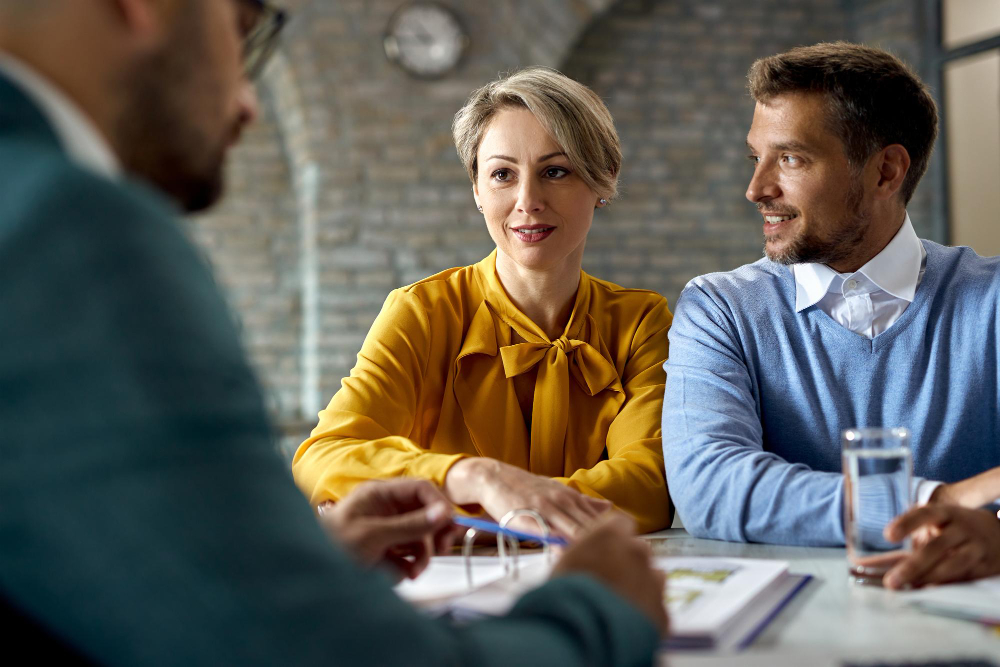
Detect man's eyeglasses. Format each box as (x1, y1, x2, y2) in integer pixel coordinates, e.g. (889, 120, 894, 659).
(239, 0, 288, 81)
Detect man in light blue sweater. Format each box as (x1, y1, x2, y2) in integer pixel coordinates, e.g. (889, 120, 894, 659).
(663, 42, 1000, 560)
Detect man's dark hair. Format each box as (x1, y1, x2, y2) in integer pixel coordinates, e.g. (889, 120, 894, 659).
(748, 41, 938, 205)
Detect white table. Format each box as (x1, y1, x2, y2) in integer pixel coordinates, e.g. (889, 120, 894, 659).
(646, 529, 1000, 666)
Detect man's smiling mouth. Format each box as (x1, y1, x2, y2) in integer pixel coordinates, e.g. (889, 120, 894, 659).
(765, 214, 798, 225)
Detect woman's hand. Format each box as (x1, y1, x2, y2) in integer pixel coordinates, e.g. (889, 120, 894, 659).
(882, 505, 1000, 589)
(443, 458, 613, 539)
(318, 479, 462, 581)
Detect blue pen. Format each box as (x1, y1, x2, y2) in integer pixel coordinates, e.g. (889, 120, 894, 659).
(452, 515, 569, 546)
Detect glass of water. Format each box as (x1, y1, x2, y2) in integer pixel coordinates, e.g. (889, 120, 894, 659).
(842, 427, 913, 585)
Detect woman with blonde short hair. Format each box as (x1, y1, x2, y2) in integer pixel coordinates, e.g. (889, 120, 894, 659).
(293, 67, 672, 536)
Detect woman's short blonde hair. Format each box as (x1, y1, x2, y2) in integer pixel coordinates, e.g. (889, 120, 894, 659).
(452, 67, 622, 201)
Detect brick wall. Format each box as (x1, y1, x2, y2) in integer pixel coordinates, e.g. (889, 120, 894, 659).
(850, 0, 945, 242)
(191, 0, 941, 457)
(564, 0, 849, 305)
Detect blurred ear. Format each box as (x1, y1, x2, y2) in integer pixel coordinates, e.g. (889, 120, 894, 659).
(472, 185, 481, 210)
(871, 143, 911, 202)
(109, 0, 154, 30)
(108, 0, 173, 44)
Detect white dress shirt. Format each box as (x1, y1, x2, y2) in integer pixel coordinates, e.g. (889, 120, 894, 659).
(0, 53, 120, 179)
(791, 214, 943, 504)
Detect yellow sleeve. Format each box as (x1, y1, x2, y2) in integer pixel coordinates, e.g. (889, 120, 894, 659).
(556, 297, 673, 533)
(292, 289, 466, 505)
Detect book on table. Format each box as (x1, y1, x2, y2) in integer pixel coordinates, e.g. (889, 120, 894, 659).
(395, 554, 811, 651)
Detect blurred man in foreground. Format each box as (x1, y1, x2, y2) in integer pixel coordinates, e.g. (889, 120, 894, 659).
(0, 1, 666, 663)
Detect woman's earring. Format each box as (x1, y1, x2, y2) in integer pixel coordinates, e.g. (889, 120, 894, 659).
(477, 205, 483, 212)
(598, 198, 608, 206)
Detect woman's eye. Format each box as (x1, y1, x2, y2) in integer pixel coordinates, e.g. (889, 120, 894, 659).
(544, 166, 569, 178)
(492, 169, 512, 182)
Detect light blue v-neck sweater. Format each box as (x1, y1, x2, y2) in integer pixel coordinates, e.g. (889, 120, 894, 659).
(663, 240, 1000, 546)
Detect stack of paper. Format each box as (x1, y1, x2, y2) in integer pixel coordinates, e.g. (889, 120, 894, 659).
(395, 553, 550, 610)
(394, 554, 809, 650)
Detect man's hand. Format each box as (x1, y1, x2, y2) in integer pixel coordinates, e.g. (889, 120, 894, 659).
(930, 466, 1000, 509)
(553, 512, 669, 637)
(882, 505, 1000, 589)
(443, 458, 612, 539)
(318, 479, 461, 581)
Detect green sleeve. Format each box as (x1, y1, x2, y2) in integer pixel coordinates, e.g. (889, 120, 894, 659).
(0, 161, 657, 666)
(451, 575, 660, 666)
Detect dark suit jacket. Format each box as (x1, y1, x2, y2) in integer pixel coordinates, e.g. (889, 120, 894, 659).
(0, 70, 658, 665)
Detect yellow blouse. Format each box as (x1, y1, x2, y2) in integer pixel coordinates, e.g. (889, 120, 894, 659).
(292, 251, 673, 533)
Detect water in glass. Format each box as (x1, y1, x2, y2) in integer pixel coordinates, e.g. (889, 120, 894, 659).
(842, 427, 913, 585)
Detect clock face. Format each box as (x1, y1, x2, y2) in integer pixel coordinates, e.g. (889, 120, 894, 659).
(384, 2, 468, 78)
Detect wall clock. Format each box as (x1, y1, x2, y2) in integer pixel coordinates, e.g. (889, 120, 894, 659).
(384, 2, 469, 79)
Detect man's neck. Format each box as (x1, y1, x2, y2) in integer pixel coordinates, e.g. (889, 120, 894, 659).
(827, 206, 906, 274)
(0, 51, 121, 178)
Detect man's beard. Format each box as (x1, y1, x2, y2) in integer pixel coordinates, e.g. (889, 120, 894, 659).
(111, 5, 230, 213)
(763, 177, 869, 266)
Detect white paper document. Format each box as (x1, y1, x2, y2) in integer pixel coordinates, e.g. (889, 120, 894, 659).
(394, 552, 808, 650)
(898, 574, 1000, 623)
(395, 553, 552, 609)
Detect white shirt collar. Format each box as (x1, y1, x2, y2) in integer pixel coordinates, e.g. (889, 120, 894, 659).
(792, 261, 839, 313)
(792, 213, 924, 312)
(0, 53, 120, 179)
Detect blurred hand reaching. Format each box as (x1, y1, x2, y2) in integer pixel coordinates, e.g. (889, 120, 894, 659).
(553, 512, 669, 637)
(318, 479, 462, 581)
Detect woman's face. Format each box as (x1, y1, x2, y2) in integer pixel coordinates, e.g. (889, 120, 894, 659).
(474, 108, 604, 274)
